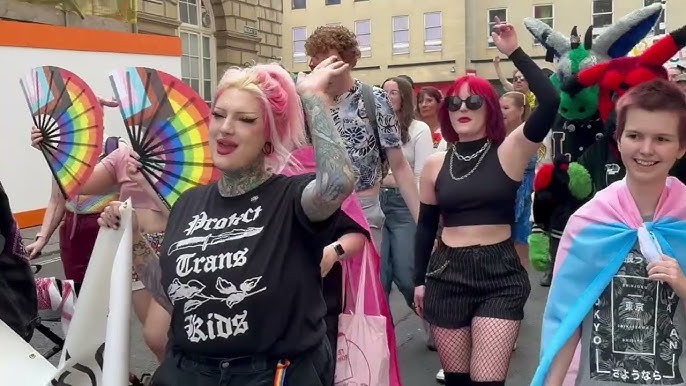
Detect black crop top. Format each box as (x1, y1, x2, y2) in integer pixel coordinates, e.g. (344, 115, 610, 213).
(436, 138, 520, 227)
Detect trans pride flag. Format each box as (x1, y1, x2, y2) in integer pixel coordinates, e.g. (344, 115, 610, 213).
(532, 177, 686, 386)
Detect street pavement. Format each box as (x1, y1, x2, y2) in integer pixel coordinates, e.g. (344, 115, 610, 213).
(24, 226, 548, 385)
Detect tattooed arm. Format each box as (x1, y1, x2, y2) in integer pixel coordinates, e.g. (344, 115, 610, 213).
(299, 92, 355, 222)
(132, 233, 173, 313)
(296, 57, 355, 222)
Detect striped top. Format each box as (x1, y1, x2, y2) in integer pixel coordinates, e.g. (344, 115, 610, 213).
(65, 191, 119, 214)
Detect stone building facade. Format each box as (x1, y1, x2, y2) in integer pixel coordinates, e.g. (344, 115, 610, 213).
(0, 0, 284, 101)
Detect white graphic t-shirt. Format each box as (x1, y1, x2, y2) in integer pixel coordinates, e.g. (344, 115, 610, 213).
(331, 80, 402, 191)
(159, 174, 339, 358)
(576, 245, 686, 385)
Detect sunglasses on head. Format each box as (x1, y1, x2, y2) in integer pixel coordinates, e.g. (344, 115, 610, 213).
(446, 95, 484, 112)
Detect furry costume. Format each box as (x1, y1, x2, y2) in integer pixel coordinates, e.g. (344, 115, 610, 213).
(564, 24, 686, 189)
(524, 3, 663, 162)
(531, 22, 686, 272)
(524, 3, 663, 274)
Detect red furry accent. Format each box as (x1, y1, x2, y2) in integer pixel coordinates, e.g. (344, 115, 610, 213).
(559, 163, 569, 171)
(640, 33, 680, 66)
(534, 164, 555, 192)
(574, 31, 684, 122)
(576, 61, 610, 88)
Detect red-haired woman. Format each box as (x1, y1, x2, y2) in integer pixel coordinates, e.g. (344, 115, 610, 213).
(413, 20, 559, 386)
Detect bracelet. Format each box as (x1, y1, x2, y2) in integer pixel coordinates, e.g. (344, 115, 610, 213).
(35, 233, 45, 240)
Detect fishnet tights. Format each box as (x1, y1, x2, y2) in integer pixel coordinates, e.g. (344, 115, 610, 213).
(431, 317, 520, 382)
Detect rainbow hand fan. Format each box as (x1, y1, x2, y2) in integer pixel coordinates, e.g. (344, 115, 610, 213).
(109, 67, 220, 209)
(20, 66, 104, 199)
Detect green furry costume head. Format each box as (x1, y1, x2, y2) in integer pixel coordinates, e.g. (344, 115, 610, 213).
(524, 3, 664, 121)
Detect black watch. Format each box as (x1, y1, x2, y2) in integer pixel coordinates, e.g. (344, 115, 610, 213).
(332, 242, 345, 257)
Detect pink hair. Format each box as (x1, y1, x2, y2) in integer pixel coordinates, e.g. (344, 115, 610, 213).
(214, 64, 307, 172)
(439, 75, 506, 144)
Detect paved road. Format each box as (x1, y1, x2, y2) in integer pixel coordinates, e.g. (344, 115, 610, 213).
(25, 227, 548, 384)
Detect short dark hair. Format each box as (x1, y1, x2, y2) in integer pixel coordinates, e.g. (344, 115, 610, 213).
(615, 78, 686, 146)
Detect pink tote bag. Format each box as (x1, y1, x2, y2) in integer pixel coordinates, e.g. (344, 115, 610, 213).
(335, 242, 390, 386)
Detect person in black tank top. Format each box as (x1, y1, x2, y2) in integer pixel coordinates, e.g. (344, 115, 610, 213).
(413, 19, 559, 386)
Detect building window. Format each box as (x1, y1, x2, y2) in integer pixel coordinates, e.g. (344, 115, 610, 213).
(325, 0, 340, 5)
(534, 4, 554, 28)
(424, 12, 442, 52)
(179, 0, 215, 104)
(392, 15, 410, 55)
(487, 8, 507, 48)
(592, 0, 613, 37)
(292, 27, 308, 63)
(643, 0, 666, 36)
(355, 20, 372, 58)
(292, 0, 306, 9)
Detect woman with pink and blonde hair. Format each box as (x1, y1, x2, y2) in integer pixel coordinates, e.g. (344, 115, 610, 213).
(98, 58, 356, 385)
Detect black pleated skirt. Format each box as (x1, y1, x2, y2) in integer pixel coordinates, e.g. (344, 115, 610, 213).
(423, 239, 531, 329)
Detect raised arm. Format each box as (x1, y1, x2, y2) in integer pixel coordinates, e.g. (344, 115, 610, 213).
(492, 19, 560, 181)
(493, 56, 514, 91)
(298, 57, 356, 222)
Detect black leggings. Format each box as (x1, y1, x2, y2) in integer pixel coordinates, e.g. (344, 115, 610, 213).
(150, 338, 333, 386)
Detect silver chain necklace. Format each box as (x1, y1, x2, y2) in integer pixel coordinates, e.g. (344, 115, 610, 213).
(452, 140, 490, 161)
(449, 140, 491, 181)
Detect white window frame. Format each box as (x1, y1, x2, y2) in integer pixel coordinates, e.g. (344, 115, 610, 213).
(487, 8, 507, 48)
(392, 15, 410, 55)
(532, 4, 554, 45)
(424, 12, 442, 52)
(292, 26, 308, 63)
(643, 0, 666, 36)
(179, 0, 216, 105)
(591, 0, 613, 37)
(355, 20, 372, 58)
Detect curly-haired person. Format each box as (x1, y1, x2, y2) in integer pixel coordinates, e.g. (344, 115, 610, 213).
(304, 25, 420, 251)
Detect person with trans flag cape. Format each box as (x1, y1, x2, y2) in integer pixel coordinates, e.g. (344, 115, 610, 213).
(282, 145, 402, 386)
(532, 79, 686, 386)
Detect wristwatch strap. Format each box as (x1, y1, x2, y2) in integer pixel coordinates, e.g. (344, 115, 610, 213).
(332, 241, 345, 257)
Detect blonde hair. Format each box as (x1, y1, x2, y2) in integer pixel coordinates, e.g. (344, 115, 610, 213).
(214, 63, 307, 173)
(502, 91, 531, 121)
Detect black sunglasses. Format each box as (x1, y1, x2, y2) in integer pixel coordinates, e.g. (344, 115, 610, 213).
(446, 95, 483, 112)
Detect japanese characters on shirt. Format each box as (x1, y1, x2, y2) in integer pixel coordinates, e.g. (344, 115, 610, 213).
(168, 204, 266, 344)
(331, 80, 402, 191)
(589, 247, 683, 384)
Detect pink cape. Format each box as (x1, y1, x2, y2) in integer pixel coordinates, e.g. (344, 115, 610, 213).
(282, 146, 402, 386)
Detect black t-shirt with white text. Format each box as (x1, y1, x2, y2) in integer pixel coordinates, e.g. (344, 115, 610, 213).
(160, 174, 339, 358)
